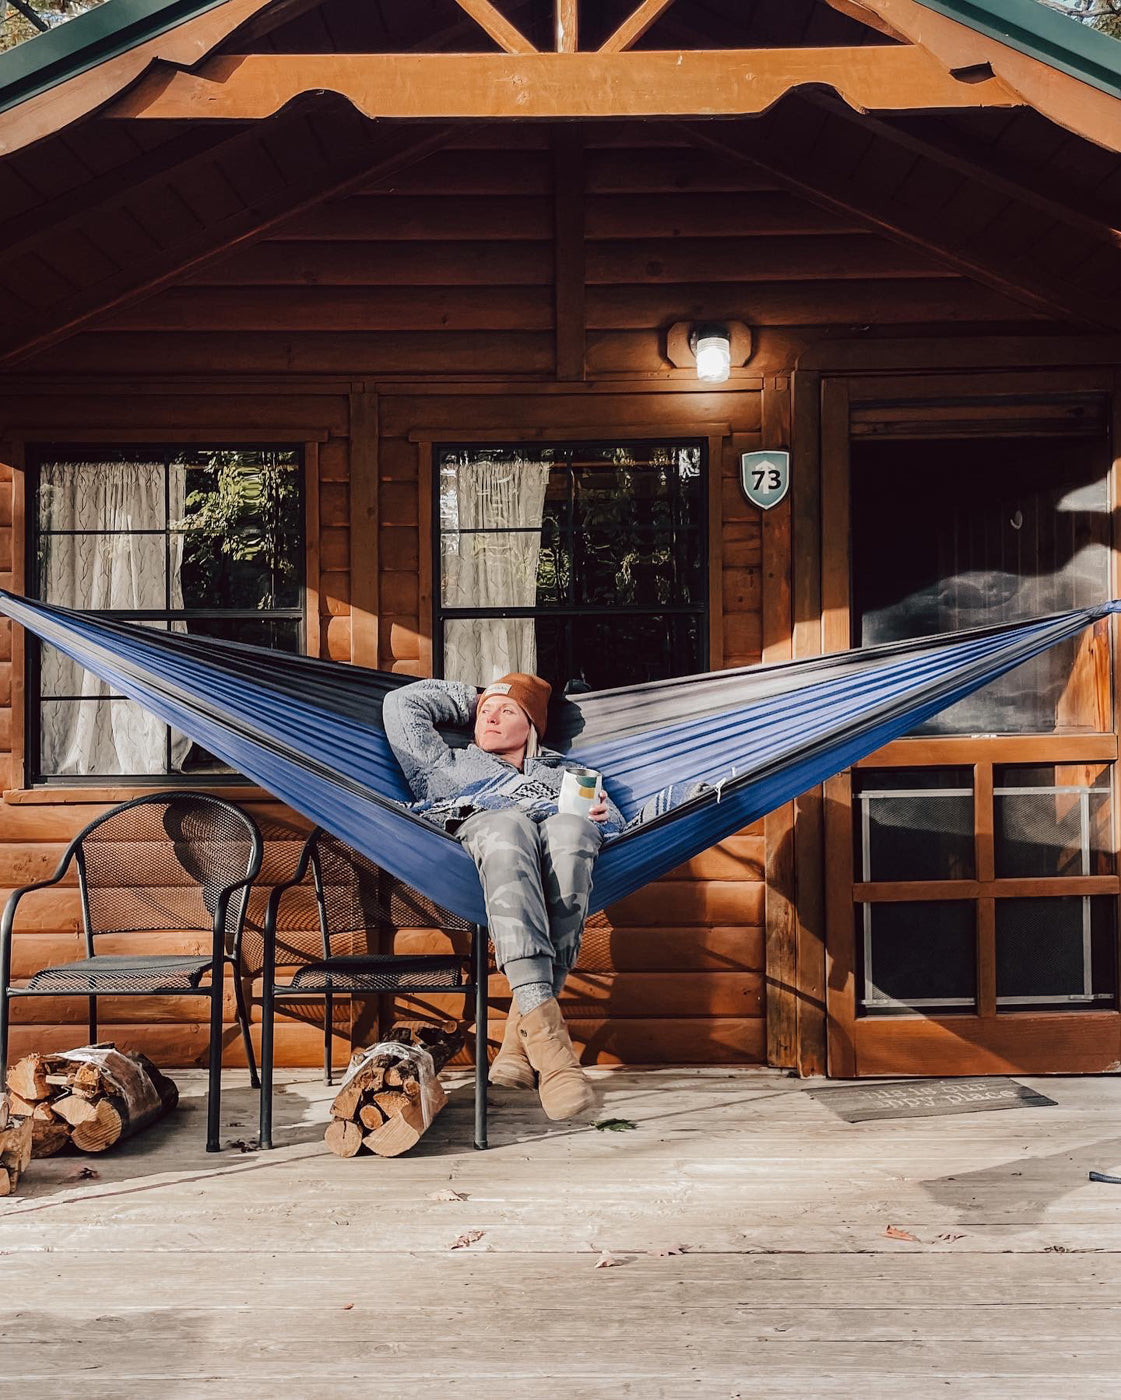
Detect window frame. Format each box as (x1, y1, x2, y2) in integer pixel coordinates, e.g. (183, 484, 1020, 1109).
(25, 440, 309, 787)
(431, 435, 711, 689)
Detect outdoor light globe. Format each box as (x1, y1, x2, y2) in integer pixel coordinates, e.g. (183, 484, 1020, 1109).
(695, 332, 731, 383)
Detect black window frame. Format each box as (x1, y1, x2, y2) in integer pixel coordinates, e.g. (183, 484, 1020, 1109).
(26, 441, 308, 786)
(432, 436, 710, 689)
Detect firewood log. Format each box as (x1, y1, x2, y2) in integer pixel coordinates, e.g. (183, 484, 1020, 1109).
(4, 1046, 178, 1155)
(0, 1097, 33, 1194)
(323, 1025, 464, 1158)
(323, 1119, 363, 1158)
(6, 1053, 49, 1103)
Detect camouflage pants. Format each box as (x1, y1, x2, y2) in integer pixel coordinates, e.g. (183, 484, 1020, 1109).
(458, 808, 604, 992)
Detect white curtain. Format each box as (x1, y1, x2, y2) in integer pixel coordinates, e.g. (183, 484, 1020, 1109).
(442, 455, 552, 686)
(39, 461, 190, 776)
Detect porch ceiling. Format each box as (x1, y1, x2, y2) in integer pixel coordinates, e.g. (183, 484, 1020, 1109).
(0, 0, 1119, 365)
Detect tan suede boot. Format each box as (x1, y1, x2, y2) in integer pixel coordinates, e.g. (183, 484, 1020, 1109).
(489, 1005, 535, 1090)
(517, 997, 594, 1120)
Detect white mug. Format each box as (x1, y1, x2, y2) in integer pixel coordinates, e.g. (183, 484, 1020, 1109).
(558, 768, 600, 817)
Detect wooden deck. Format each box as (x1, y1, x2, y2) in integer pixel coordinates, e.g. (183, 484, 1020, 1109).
(4, 1066, 1121, 1397)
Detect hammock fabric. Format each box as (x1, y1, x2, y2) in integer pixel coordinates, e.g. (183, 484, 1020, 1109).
(1, 589, 1116, 925)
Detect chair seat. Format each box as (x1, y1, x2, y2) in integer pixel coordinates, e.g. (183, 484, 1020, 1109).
(16, 954, 214, 994)
(281, 954, 467, 994)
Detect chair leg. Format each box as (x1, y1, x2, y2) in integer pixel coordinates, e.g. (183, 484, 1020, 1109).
(324, 990, 334, 1085)
(473, 923, 488, 1151)
(259, 980, 275, 1151)
(206, 958, 225, 1153)
(88, 995, 97, 1045)
(228, 957, 259, 1090)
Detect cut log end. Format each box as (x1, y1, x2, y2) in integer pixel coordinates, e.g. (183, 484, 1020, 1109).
(324, 1118, 364, 1158)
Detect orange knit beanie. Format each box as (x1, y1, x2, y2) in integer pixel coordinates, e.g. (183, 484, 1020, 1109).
(479, 673, 551, 738)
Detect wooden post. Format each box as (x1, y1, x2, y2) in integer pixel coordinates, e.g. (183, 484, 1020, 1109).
(348, 390, 380, 670)
(791, 370, 827, 1076)
(760, 378, 796, 1071)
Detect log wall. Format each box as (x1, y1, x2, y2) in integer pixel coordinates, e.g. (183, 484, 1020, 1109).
(0, 122, 1061, 1069)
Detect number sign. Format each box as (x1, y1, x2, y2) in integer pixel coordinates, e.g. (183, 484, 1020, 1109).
(739, 450, 790, 511)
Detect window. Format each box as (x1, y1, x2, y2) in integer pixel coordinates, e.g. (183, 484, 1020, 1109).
(853, 764, 1117, 1015)
(30, 445, 304, 780)
(435, 441, 707, 693)
(851, 435, 1111, 734)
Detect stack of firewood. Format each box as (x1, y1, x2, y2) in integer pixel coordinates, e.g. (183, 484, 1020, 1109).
(325, 1025, 464, 1159)
(0, 1095, 32, 1195)
(5, 1045, 178, 1155)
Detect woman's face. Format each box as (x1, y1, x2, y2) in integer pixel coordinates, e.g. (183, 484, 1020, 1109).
(474, 695, 531, 756)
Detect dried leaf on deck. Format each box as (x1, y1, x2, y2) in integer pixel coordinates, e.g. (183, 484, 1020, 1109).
(592, 1119, 637, 1132)
(653, 1243, 688, 1257)
(341, 1303, 355, 1311)
(450, 1229, 486, 1250)
(594, 1250, 623, 1269)
(428, 1189, 469, 1202)
(62, 1166, 100, 1182)
(884, 1225, 918, 1242)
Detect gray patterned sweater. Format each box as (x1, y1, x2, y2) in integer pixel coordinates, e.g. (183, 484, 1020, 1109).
(382, 678, 625, 836)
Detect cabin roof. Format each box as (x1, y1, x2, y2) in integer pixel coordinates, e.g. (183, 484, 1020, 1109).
(0, 0, 1118, 122)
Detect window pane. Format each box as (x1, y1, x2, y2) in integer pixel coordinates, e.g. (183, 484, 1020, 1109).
(853, 767, 974, 881)
(995, 896, 1116, 1009)
(39, 699, 169, 777)
(177, 452, 302, 609)
(39, 534, 169, 610)
(860, 900, 976, 1013)
(994, 763, 1114, 878)
(180, 617, 302, 651)
(852, 436, 1110, 734)
(555, 613, 704, 692)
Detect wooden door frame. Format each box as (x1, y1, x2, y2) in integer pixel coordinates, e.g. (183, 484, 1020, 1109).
(818, 366, 1121, 1077)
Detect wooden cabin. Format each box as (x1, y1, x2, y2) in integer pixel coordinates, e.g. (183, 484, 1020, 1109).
(1, 0, 1120, 1079)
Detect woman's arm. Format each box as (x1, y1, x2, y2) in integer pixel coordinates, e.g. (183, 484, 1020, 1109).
(382, 678, 477, 797)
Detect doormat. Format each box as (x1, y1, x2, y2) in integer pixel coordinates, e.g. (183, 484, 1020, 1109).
(805, 1077, 1057, 1123)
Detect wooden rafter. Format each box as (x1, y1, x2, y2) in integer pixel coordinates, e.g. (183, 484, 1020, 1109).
(450, 0, 537, 54)
(806, 93, 1121, 250)
(599, 0, 677, 53)
(0, 119, 456, 367)
(108, 47, 1019, 121)
(684, 115, 1121, 331)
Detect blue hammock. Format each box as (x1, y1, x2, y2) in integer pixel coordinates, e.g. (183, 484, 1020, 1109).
(0, 589, 1115, 924)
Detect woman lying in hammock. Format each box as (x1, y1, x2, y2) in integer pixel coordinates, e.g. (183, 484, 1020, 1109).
(383, 672, 624, 1121)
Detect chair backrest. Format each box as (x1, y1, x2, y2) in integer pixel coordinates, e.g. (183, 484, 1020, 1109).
(308, 829, 474, 958)
(74, 792, 263, 952)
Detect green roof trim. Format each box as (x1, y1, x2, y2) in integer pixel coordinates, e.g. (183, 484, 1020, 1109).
(0, 0, 229, 117)
(914, 0, 1121, 101)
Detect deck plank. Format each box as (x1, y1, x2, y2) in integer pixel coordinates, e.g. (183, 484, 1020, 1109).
(3, 1068, 1121, 1395)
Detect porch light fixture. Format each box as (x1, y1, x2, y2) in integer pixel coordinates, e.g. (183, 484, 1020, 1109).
(691, 323, 731, 384)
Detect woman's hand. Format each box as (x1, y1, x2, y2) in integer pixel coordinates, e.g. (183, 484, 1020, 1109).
(589, 789, 609, 823)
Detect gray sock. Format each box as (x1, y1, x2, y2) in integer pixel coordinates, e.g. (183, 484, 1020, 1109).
(513, 980, 554, 1016)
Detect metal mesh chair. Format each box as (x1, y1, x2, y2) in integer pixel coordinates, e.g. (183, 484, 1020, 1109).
(0, 791, 263, 1153)
(259, 827, 489, 1151)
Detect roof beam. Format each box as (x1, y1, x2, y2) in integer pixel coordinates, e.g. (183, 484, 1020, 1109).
(450, 0, 537, 54)
(684, 112, 1121, 331)
(823, 0, 1121, 154)
(0, 117, 455, 367)
(599, 0, 677, 52)
(108, 46, 1020, 121)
